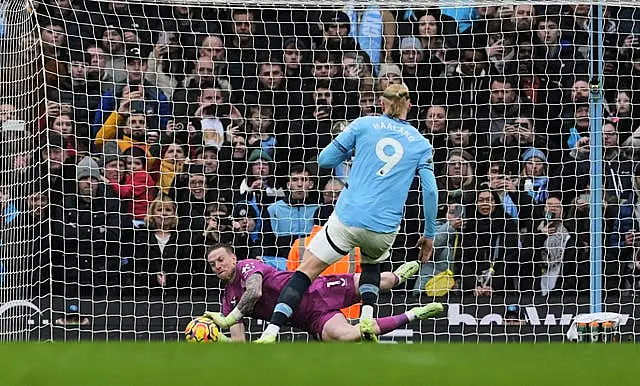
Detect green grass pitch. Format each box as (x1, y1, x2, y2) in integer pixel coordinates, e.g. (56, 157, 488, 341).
(1, 342, 636, 385)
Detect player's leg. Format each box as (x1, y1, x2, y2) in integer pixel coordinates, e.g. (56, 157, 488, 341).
(257, 215, 354, 343)
(356, 230, 398, 341)
(321, 304, 444, 341)
(353, 261, 420, 293)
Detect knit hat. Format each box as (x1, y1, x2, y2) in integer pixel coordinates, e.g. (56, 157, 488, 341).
(399, 36, 423, 53)
(521, 148, 547, 162)
(248, 149, 273, 163)
(378, 63, 402, 77)
(321, 11, 351, 33)
(76, 156, 101, 181)
(100, 141, 121, 167)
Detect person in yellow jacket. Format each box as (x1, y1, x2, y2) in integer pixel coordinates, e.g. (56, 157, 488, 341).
(287, 178, 362, 319)
(94, 98, 156, 168)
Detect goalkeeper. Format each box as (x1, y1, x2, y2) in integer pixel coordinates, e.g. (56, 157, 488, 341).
(258, 84, 438, 343)
(204, 244, 443, 342)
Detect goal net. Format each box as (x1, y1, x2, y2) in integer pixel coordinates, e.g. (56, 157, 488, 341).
(2, 0, 639, 342)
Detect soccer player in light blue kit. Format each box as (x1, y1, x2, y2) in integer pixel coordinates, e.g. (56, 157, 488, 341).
(251, 84, 441, 343)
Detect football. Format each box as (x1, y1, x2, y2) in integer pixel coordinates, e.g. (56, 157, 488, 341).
(184, 317, 221, 343)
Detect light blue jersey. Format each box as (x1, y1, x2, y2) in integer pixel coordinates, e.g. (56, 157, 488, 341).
(317, 114, 438, 238)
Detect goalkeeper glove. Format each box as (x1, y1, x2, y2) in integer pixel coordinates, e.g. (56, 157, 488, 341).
(203, 310, 241, 329)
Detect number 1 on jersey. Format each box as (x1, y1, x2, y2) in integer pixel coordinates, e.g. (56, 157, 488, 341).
(375, 137, 404, 176)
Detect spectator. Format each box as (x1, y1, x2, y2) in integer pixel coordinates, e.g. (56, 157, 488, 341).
(199, 35, 227, 77)
(31, 133, 76, 205)
(94, 96, 156, 165)
(376, 64, 402, 92)
(487, 159, 541, 234)
(485, 19, 518, 76)
(282, 38, 307, 94)
(54, 51, 103, 126)
(48, 110, 89, 155)
(254, 59, 301, 120)
(189, 82, 242, 150)
(86, 45, 110, 87)
(21, 181, 62, 297)
(40, 21, 69, 91)
(134, 195, 206, 294)
(106, 145, 156, 226)
(234, 149, 283, 211)
(173, 163, 209, 232)
(99, 142, 124, 191)
(436, 149, 475, 218)
(98, 24, 127, 86)
(414, 197, 464, 294)
(192, 146, 232, 204)
(459, 185, 521, 296)
(420, 105, 448, 162)
(96, 1, 152, 53)
(520, 147, 549, 205)
(477, 76, 521, 152)
(296, 79, 343, 162)
(144, 32, 188, 101)
(225, 8, 266, 94)
(220, 133, 249, 189)
(264, 163, 319, 258)
(532, 14, 587, 89)
(513, 3, 536, 31)
(446, 116, 477, 161)
(445, 47, 489, 110)
(39, 0, 94, 52)
(317, 11, 359, 57)
(93, 47, 171, 133)
(229, 201, 264, 260)
(158, 142, 188, 195)
(516, 33, 563, 124)
(533, 196, 588, 297)
(245, 105, 276, 159)
(414, 9, 447, 62)
(203, 202, 234, 246)
(492, 115, 542, 163)
(52, 156, 130, 304)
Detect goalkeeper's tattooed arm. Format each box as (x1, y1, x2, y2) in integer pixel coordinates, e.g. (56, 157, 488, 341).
(204, 274, 263, 328)
(236, 273, 263, 315)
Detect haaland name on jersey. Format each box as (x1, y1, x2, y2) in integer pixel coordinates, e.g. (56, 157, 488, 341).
(372, 120, 418, 142)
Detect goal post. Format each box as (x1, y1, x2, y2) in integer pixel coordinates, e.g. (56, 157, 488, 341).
(0, 0, 49, 341)
(2, 0, 639, 342)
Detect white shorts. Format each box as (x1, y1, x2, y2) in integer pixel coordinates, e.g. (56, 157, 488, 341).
(307, 212, 398, 265)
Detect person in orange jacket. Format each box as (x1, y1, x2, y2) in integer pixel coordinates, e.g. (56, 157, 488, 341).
(287, 178, 362, 319)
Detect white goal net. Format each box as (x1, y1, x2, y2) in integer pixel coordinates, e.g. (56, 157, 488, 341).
(1, 0, 639, 342)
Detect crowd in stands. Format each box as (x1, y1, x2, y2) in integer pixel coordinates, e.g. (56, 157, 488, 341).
(4, 2, 640, 318)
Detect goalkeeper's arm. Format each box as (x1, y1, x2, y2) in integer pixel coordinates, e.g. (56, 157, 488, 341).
(205, 273, 263, 328)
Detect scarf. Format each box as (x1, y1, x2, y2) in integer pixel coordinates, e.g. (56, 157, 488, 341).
(501, 192, 519, 219)
(540, 225, 570, 295)
(344, 5, 383, 75)
(525, 176, 549, 204)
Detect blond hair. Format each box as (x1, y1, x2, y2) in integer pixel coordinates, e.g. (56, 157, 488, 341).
(145, 194, 178, 230)
(381, 84, 410, 118)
